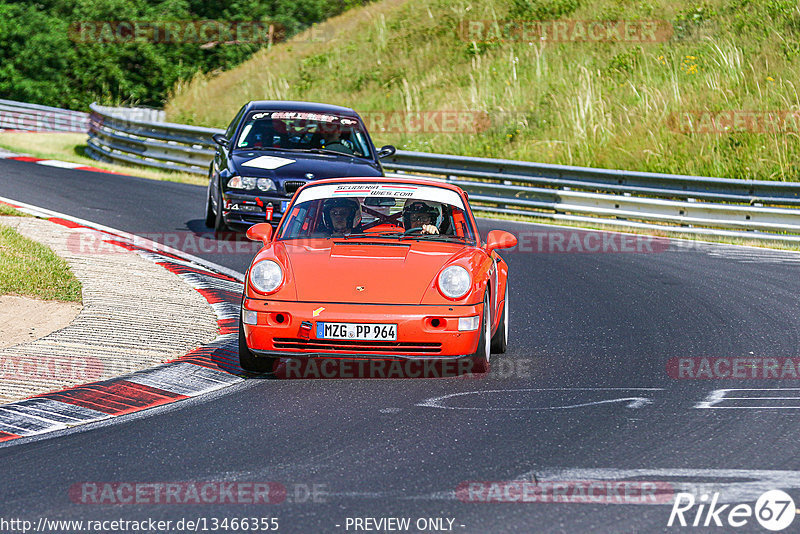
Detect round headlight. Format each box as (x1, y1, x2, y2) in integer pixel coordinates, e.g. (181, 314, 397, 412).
(250, 260, 283, 293)
(241, 176, 256, 190)
(438, 265, 471, 299)
(257, 178, 276, 191)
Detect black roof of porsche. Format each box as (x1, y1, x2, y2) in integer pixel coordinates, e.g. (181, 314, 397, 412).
(244, 101, 359, 117)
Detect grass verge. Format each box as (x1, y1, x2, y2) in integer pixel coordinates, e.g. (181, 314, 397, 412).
(0, 219, 82, 303)
(166, 0, 800, 182)
(0, 205, 29, 217)
(0, 132, 206, 186)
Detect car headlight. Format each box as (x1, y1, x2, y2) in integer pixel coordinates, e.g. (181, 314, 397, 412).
(257, 178, 276, 192)
(437, 265, 471, 299)
(227, 176, 260, 190)
(250, 260, 283, 293)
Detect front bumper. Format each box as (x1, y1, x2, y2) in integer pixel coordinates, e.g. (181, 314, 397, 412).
(242, 299, 484, 359)
(222, 192, 290, 228)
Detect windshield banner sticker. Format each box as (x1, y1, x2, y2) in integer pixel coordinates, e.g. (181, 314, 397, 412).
(296, 183, 465, 209)
(253, 111, 358, 125)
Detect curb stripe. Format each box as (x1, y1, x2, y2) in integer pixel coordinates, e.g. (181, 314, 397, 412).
(0, 197, 255, 444)
(46, 216, 83, 229)
(0, 431, 22, 442)
(48, 381, 188, 415)
(2, 398, 108, 423)
(125, 362, 241, 396)
(2, 155, 129, 176)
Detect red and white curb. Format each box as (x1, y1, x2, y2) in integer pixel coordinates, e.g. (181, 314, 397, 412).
(0, 197, 250, 444)
(0, 152, 127, 175)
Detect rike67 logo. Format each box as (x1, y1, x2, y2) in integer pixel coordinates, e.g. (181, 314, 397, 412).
(668, 490, 796, 531)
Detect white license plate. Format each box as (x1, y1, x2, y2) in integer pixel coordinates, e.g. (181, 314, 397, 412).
(281, 200, 289, 212)
(316, 322, 397, 341)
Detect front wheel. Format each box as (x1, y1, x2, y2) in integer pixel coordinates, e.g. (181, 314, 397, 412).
(213, 190, 228, 233)
(238, 317, 277, 373)
(490, 283, 508, 354)
(468, 292, 492, 374)
(204, 188, 215, 228)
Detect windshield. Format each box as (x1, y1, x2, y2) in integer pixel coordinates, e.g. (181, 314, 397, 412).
(235, 111, 372, 158)
(277, 183, 475, 243)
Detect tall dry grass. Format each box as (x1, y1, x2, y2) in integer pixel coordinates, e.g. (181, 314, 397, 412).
(166, 0, 800, 181)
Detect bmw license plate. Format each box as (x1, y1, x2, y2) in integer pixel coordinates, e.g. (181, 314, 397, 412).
(316, 322, 397, 341)
(281, 200, 289, 212)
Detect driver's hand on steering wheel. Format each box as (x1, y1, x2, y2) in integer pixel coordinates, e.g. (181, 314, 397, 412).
(421, 224, 439, 235)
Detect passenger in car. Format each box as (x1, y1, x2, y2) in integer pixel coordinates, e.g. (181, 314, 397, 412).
(403, 201, 440, 235)
(321, 198, 363, 236)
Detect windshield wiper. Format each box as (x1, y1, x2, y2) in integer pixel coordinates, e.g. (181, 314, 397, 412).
(400, 234, 469, 243)
(339, 231, 404, 240)
(235, 146, 283, 152)
(280, 147, 370, 159)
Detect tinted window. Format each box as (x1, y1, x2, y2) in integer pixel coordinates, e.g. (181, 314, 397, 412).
(235, 111, 372, 158)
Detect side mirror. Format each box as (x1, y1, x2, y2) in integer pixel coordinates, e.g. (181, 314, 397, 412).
(246, 223, 273, 244)
(376, 145, 396, 159)
(212, 133, 231, 148)
(485, 230, 517, 255)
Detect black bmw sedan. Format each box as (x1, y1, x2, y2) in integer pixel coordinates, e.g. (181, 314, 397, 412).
(205, 100, 395, 231)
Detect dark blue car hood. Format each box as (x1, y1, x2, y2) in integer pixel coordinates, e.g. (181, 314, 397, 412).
(231, 150, 382, 179)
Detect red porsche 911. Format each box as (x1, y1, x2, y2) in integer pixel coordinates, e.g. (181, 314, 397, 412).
(239, 176, 516, 376)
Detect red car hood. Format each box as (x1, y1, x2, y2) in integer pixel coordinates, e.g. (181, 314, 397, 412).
(282, 239, 461, 304)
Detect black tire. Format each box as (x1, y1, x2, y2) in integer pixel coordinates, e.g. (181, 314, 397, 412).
(468, 292, 492, 374)
(490, 283, 508, 354)
(213, 189, 228, 233)
(238, 317, 277, 373)
(204, 188, 215, 228)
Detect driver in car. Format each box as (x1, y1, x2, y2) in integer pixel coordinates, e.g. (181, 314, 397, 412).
(321, 124, 356, 155)
(322, 198, 362, 236)
(403, 200, 440, 235)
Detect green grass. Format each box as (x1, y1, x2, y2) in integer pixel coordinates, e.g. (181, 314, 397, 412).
(0, 132, 206, 186)
(166, 0, 800, 182)
(0, 225, 82, 302)
(0, 205, 28, 217)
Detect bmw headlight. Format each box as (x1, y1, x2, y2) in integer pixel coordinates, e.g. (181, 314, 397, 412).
(257, 178, 276, 191)
(227, 176, 258, 190)
(437, 265, 471, 299)
(250, 260, 283, 293)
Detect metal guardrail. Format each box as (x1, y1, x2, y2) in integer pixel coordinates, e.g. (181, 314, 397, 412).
(0, 99, 89, 132)
(85, 103, 800, 242)
(87, 103, 221, 174)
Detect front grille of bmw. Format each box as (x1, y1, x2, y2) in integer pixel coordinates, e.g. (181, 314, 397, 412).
(272, 338, 443, 354)
(284, 181, 306, 194)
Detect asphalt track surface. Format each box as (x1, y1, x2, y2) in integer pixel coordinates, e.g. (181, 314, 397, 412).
(1, 158, 800, 533)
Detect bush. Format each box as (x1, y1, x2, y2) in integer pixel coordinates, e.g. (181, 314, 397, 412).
(0, 0, 369, 110)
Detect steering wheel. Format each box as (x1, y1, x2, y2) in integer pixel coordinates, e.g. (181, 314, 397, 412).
(402, 227, 425, 236)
